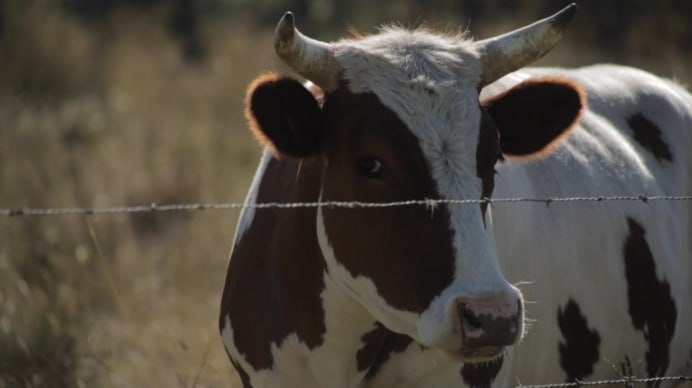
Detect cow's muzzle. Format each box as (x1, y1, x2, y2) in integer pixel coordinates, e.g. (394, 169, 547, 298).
(455, 299, 522, 360)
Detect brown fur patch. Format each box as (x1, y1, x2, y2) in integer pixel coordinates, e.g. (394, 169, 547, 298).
(356, 323, 413, 379)
(320, 89, 455, 313)
(476, 108, 500, 216)
(219, 156, 327, 372)
(627, 113, 673, 162)
(557, 299, 601, 383)
(623, 218, 677, 381)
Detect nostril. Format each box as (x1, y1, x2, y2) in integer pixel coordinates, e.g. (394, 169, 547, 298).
(456, 300, 521, 349)
(458, 308, 521, 349)
(461, 307, 482, 330)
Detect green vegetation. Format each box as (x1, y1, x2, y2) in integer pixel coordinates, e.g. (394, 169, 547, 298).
(0, 1, 689, 386)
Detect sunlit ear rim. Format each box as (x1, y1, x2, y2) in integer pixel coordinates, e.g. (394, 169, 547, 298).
(245, 73, 324, 158)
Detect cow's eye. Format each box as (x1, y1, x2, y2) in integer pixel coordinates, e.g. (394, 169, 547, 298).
(356, 156, 384, 178)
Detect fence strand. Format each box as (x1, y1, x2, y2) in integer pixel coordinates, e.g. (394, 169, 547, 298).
(517, 375, 692, 387)
(3, 195, 692, 217)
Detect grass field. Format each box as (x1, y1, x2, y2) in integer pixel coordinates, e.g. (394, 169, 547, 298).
(0, 3, 267, 386)
(0, 1, 690, 387)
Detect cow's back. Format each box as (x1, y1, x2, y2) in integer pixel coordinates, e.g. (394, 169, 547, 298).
(482, 65, 692, 384)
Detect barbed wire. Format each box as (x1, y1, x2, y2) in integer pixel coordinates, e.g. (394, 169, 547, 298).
(517, 375, 692, 387)
(2, 194, 692, 217)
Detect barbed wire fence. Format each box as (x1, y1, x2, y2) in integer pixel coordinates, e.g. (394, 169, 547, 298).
(3, 194, 692, 387)
(3, 194, 692, 217)
(518, 375, 692, 387)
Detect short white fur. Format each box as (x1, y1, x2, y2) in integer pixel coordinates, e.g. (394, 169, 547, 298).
(333, 27, 522, 348)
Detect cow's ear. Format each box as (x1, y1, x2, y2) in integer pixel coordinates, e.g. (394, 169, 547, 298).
(246, 73, 324, 158)
(482, 77, 586, 158)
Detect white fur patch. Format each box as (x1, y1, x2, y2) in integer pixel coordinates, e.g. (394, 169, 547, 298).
(221, 314, 354, 388)
(484, 64, 692, 384)
(365, 343, 467, 386)
(223, 322, 322, 388)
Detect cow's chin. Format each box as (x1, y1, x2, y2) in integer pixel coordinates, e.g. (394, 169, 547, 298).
(444, 345, 504, 363)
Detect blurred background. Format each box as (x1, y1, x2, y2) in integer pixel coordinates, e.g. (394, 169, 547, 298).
(0, 0, 690, 387)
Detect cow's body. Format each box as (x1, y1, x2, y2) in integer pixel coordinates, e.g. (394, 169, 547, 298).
(486, 65, 692, 385)
(220, 7, 692, 387)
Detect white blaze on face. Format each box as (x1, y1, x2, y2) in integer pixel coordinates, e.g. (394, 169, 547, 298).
(316, 196, 419, 336)
(333, 28, 522, 348)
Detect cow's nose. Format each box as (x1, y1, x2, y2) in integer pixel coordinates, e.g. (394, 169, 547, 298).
(457, 299, 521, 349)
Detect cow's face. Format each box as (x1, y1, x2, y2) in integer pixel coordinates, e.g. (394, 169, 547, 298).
(245, 6, 583, 362)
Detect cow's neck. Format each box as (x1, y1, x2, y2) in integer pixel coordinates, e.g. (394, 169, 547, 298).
(303, 269, 386, 386)
(255, 247, 382, 387)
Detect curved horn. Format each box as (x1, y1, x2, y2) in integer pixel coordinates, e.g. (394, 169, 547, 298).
(475, 3, 578, 87)
(274, 12, 340, 91)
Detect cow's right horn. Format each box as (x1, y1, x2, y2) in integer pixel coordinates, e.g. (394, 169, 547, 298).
(475, 3, 577, 87)
(275, 12, 340, 92)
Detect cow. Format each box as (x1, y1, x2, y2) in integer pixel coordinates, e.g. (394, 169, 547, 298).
(219, 4, 692, 387)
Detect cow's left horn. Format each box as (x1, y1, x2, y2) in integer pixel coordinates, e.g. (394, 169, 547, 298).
(275, 12, 340, 92)
(475, 3, 577, 87)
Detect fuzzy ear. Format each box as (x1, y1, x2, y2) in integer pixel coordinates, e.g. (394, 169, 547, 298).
(482, 77, 586, 158)
(246, 73, 324, 158)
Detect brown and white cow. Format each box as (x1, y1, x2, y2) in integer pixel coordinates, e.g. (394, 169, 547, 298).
(220, 4, 692, 387)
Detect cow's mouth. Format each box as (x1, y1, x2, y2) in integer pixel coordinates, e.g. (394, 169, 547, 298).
(446, 345, 504, 363)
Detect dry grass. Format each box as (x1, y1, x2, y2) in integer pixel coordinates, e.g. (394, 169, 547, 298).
(0, 2, 273, 386)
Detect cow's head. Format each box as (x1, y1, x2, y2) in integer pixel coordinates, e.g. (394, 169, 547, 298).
(246, 4, 583, 362)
